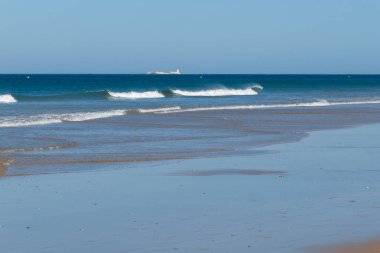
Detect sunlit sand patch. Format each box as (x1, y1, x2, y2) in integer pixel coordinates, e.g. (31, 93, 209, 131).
(0, 159, 10, 177)
(313, 238, 380, 253)
(169, 169, 285, 176)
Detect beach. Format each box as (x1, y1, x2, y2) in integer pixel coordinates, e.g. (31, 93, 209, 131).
(2, 0, 380, 250)
(1, 75, 380, 252)
(1, 119, 380, 252)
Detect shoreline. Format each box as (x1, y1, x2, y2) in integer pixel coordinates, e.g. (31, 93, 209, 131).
(2, 105, 380, 177)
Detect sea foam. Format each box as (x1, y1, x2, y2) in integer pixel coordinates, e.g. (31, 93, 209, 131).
(2, 99, 380, 127)
(171, 87, 258, 97)
(136, 106, 182, 114)
(0, 110, 125, 128)
(108, 91, 165, 99)
(250, 84, 263, 90)
(61, 110, 126, 122)
(155, 100, 380, 114)
(0, 94, 17, 103)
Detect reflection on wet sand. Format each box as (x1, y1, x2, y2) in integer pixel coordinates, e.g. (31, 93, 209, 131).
(0, 142, 77, 153)
(170, 169, 285, 176)
(16, 157, 182, 165)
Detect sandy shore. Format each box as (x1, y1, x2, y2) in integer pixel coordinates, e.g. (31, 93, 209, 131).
(1, 123, 380, 253)
(318, 239, 380, 253)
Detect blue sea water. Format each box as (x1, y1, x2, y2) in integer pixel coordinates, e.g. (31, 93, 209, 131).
(1, 75, 380, 127)
(1, 74, 380, 176)
(2, 76, 380, 252)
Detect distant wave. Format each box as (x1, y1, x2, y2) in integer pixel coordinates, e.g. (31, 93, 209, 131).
(15, 90, 109, 101)
(1, 85, 263, 103)
(250, 84, 263, 90)
(108, 91, 165, 99)
(0, 110, 125, 128)
(171, 87, 259, 97)
(108, 86, 261, 99)
(0, 94, 17, 103)
(2, 90, 165, 102)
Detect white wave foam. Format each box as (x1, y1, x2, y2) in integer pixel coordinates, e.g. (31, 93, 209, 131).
(108, 91, 164, 99)
(0, 94, 17, 103)
(136, 106, 181, 114)
(250, 84, 263, 90)
(0, 110, 125, 128)
(171, 87, 258, 97)
(156, 100, 380, 114)
(2, 100, 379, 127)
(0, 117, 62, 128)
(61, 110, 125, 122)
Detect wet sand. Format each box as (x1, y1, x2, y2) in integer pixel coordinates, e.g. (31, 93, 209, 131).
(170, 169, 285, 176)
(0, 141, 77, 153)
(318, 239, 380, 253)
(1, 123, 380, 253)
(0, 157, 11, 177)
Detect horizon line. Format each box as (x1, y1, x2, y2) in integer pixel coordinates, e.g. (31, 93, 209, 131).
(1, 73, 380, 75)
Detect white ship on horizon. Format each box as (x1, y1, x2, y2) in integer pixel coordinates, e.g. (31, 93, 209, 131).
(147, 69, 181, 75)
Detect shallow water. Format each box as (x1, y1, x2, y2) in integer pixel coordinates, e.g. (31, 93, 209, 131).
(1, 123, 380, 253)
(1, 75, 380, 175)
(1, 105, 380, 176)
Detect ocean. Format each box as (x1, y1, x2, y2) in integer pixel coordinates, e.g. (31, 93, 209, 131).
(1, 75, 380, 124)
(1, 74, 380, 176)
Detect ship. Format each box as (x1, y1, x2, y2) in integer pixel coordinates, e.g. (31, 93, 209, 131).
(147, 69, 181, 75)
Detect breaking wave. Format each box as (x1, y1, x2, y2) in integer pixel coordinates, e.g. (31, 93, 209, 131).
(1, 85, 263, 103)
(2, 99, 379, 128)
(108, 86, 262, 99)
(0, 107, 180, 127)
(251, 84, 263, 90)
(0, 94, 17, 103)
(171, 87, 259, 97)
(0, 110, 125, 128)
(108, 91, 165, 99)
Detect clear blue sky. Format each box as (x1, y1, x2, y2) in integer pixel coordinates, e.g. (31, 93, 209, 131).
(1, 0, 379, 74)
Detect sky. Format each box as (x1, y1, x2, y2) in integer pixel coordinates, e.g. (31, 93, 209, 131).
(0, 0, 379, 74)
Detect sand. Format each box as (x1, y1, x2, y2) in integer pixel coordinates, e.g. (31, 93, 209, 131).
(1, 123, 380, 253)
(170, 169, 285, 176)
(318, 239, 380, 253)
